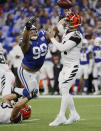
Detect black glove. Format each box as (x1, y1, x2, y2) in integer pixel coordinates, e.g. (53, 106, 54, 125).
(25, 21, 32, 30)
(29, 16, 36, 24)
(27, 88, 38, 100)
(25, 17, 36, 30)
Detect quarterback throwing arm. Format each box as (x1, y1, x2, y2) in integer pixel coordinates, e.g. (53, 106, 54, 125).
(49, 30, 82, 92)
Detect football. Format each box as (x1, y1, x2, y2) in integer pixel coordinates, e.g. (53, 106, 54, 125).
(57, 0, 74, 9)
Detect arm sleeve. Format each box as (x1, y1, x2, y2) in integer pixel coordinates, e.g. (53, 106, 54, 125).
(50, 37, 76, 52)
(57, 24, 65, 36)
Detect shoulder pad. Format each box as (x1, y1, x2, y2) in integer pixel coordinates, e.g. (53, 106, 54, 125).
(69, 31, 81, 45)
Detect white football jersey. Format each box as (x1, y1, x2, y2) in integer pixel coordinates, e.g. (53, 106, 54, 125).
(8, 45, 23, 68)
(61, 31, 83, 66)
(0, 102, 13, 123)
(0, 44, 9, 74)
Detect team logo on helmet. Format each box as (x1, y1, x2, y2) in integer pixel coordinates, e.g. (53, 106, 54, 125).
(20, 105, 31, 120)
(65, 13, 81, 29)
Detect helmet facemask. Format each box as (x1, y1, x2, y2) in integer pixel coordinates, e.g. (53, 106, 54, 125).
(30, 25, 38, 40)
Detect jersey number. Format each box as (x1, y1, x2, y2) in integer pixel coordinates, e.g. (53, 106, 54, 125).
(32, 43, 47, 59)
(80, 53, 87, 61)
(0, 54, 6, 64)
(1, 102, 13, 109)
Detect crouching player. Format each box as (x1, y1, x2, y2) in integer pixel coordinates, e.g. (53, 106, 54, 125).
(0, 91, 36, 124)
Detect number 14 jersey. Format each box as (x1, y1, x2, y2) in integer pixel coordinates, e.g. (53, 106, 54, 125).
(22, 30, 48, 70)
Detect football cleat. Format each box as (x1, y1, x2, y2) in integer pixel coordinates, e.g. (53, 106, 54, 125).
(64, 112, 80, 125)
(49, 115, 67, 126)
(93, 91, 101, 95)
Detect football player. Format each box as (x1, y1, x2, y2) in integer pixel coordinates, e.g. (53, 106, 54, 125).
(0, 93, 32, 123)
(40, 44, 54, 95)
(92, 37, 101, 95)
(48, 12, 83, 126)
(73, 39, 91, 95)
(13, 17, 50, 99)
(0, 42, 15, 97)
(7, 35, 24, 87)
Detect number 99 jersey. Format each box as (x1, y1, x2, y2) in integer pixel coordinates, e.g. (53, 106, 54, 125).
(22, 30, 48, 70)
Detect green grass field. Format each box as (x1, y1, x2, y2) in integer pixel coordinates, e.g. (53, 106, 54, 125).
(0, 97, 101, 131)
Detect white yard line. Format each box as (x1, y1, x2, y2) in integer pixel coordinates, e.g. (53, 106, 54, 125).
(39, 95, 101, 98)
(0, 95, 101, 99)
(25, 118, 40, 122)
(0, 119, 40, 127)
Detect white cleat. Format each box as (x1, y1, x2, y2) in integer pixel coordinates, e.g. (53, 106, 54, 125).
(93, 91, 101, 95)
(49, 115, 67, 126)
(64, 113, 80, 125)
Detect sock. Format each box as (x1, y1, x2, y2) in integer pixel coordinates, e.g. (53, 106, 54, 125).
(43, 79, 48, 93)
(14, 87, 23, 95)
(73, 79, 80, 94)
(75, 79, 79, 86)
(84, 79, 88, 88)
(93, 79, 98, 92)
(59, 94, 77, 117)
(83, 79, 88, 93)
(68, 94, 77, 115)
(50, 79, 54, 88)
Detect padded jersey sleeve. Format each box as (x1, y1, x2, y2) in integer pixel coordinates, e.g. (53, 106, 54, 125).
(69, 32, 81, 45)
(57, 24, 65, 36)
(50, 38, 76, 52)
(50, 31, 82, 52)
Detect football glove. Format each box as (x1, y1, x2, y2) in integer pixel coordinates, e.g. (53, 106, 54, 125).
(28, 88, 38, 100)
(25, 17, 36, 30)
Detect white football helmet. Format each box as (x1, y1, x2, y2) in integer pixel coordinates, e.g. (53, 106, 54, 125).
(94, 37, 101, 47)
(82, 39, 88, 48)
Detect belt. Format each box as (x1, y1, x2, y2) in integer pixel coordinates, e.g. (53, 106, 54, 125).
(21, 63, 39, 72)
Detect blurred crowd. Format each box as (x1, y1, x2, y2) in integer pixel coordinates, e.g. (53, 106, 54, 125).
(0, 0, 101, 95)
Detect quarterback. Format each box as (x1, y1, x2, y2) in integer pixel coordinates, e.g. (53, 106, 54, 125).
(92, 37, 101, 95)
(74, 39, 91, 95)
(49, 12, 83, 126)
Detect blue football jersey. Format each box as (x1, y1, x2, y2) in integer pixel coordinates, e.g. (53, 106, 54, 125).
(22, 30, 48, 69)
(93, 46, 101, 63)
(80, 48, 89, 65)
